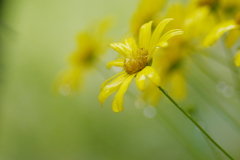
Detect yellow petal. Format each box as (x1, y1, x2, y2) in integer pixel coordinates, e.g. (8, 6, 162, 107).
(234, 51, 240, 67)
(112, 74, 135, 113)
(106, 59, 124, 69)
(139, 21, 153, 50)
(168, 71, 186, 99)
(157, 29, 183, 47)
(135, 71, 146, 92)
(150, 18, 173, 50)
(99, 72, 128, 104)
(100, 71, 125, 91)
(142, 66, 161, 86)
(225, 29, 240, 48)
(203, 20, 239, 47)
(125, 37, 138, 53)
(109, 43, 132, 57)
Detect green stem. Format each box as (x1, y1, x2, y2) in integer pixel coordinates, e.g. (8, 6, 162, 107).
(157, 86, 234, 160)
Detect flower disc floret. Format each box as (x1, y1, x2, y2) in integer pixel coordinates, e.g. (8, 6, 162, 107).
(124, 48, 149, 74)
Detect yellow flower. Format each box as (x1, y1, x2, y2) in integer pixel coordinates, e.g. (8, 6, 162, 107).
(54, 18, 112, 95)
(203, 19, 240, 48)
(130, 0, 166, 37)
(141, 3, 212, 105)
(98, 19, 183, 113)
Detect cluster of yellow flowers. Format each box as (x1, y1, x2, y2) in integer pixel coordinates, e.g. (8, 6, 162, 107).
(56, 0, 240, 113)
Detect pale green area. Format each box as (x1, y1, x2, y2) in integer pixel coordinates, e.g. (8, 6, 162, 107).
(0, 0, 240, 160)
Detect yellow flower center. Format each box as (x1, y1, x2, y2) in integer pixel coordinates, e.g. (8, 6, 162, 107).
(124, 48, 149, 74)
(198, 0, 217, 7)
(235, 12, 240, 25)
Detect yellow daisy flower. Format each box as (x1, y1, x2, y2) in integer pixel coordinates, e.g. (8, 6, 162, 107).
(130, 0, 166, 37)
(141, 3, 212, 105)
(54, 18, 112, 95)
(98, 19, 183, 113)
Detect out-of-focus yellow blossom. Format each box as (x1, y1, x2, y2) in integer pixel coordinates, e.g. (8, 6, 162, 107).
(142, 4, 212, 105)
(130, 0, 166, 37)
(203, 12, 240, 48)
(99, 19, 183, 113)
(203, 12, 240, 67)
(54, 19, 112, 95)
(218, 0, 240, 20)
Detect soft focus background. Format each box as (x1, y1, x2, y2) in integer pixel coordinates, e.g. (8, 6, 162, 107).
(0, 0, 240, 160)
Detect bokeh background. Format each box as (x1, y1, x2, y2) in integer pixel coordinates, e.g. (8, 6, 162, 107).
(0, 0, 240, 160)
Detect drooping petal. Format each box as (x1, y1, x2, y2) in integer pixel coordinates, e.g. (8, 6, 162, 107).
(157, 29, 183, 47)
(125, 36, 138, 53)
(107, 59, 124, 69)
(234, 51, 240, 67)
(150, 18, 173, 49)
(203, 20, 239, 47)
(112, 74, 135, 113)
(142, 66, 161, 86)
(139, 21, 153, 50)
(99, 72, 128, 104)
(109, 43, 132, 57)
(136, 71, 146, 92)
(100, 71, 125, 91)
(225, 29, 240, 48)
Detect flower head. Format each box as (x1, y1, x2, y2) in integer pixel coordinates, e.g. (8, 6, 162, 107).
(54, 18, 112, 95)
(99, 19, 183, 113)
(130, 0, 166, 37)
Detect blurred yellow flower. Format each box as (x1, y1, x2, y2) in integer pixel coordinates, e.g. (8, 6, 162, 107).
(99, 19, 183, 113)
(203, 18, 240, 48)
(130, 0, 166, 37)
(141, 3, 212, 105)
(54, 18, 112, 95)
(203, 12, 240, 67)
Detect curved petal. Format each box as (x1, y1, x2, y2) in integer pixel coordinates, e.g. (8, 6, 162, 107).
(142, 66, 161, 86)
(234, 51, 240, 67)
(107, 59, 124, 69)
(125, 36, 138, 53)
(157, 29, 183, 47)
(225, 29, 240, 48)
(150, 18, 173, 49)
(135, 71, 146, 92)
(203, 20, 239, 47)
(100, 71, 125, 90)
(99, 72, 128, 104)
(109, 43, 132, 57)
(112, 74, 135, 113)
(139, 21, 153, 50)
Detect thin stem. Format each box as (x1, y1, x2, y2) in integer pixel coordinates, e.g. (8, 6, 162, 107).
(157, 86, 234, 160)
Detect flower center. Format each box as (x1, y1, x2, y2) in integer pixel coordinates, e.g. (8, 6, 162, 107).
(198, 0, 217, 7)
(124, 48, 149, 74)
(235, 12, 240, 25)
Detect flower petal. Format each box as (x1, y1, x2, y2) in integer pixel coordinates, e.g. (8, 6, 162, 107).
(125, 36, 138, 53)
(107, 59, 124, 69)
(157, 29, 183, 47)
(142, 66, 161, 86)
(109, 43, 132, 57)
(100, 71, 125, 91)
(136, 71, 146, 92)
(225, 29, 240, 48)
(99, 72, 128, 104)
(112, 74, 135, 113)
(234, 51, 240, 67)
(203, 20, 239, 47)
(150, 18, 173, 49)
(139, 21, 153, 50)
